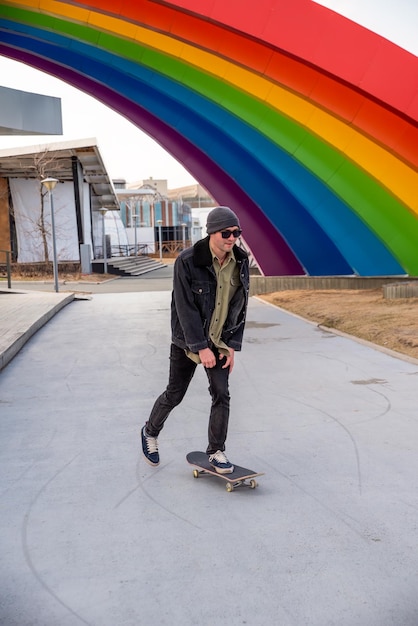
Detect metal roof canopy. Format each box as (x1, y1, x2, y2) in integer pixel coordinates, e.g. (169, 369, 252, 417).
(0, 137, 119, 211)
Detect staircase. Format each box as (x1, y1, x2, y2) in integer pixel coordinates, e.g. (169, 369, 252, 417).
(104, 256, 167, 277)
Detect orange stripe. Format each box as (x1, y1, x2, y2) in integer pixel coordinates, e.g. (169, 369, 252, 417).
(11, 0, 418, 168)
(72, 0, 418, 169)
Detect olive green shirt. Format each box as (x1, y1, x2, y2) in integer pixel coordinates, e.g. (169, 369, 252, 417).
(187, 247, 240, 364)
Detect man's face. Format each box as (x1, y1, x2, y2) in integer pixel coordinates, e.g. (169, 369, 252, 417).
(209, 227, 242, 258)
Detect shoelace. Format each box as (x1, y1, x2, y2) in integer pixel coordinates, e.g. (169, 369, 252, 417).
(211, 450, 229, 464)
(146, 434, 158, 454)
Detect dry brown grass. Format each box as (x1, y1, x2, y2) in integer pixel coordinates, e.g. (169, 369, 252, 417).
(5, 271, 113, 283)
(258, 289, 418, 360)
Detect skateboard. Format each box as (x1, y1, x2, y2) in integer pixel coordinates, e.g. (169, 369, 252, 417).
(186, 451, 264, 492)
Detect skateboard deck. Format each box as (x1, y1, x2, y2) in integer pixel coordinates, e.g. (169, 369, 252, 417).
(186, 451, 264, 492)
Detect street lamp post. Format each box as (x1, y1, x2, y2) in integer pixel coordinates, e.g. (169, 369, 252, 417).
(41, 177, 59, 293)
(99, 209, 108, 273)
(127, 197, 138, 256)
(181, 222, 187, 250)
(133, 202, 139, 257)
(157, 219, 163, 261)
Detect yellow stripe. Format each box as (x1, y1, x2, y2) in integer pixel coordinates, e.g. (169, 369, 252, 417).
(6, 0, 418, 213)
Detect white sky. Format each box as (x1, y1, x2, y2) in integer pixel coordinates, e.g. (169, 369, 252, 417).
(312, 0, 418, 56)
(0, 0, 416, 187)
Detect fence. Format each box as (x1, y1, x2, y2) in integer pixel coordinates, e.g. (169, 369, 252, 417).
(108, 241, 191, 258)
(249, 275, 418, 296)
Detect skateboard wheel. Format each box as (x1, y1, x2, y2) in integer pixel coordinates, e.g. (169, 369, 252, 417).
(226, 482, 234, 492)
(249, 479, 258, 489)
(193, 469, 199, 478)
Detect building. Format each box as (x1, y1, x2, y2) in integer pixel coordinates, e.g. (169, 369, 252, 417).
(0, 138, 120, 272)
(115, 180, 196, 256)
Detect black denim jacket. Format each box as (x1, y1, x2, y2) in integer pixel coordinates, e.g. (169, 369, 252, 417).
(170, 236, 250, 354)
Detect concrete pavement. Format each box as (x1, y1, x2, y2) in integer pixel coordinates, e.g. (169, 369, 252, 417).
(3, 264, 176, 294)
(0, 287, 75, 371)
(0, 268, 174, 371)
(1, 274, 418, 625)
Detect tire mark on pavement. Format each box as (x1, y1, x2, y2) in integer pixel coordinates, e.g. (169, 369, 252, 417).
(21, 453, 93, 626)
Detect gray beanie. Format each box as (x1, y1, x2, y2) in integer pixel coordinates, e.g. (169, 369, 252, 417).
(206, 206, 240, 234)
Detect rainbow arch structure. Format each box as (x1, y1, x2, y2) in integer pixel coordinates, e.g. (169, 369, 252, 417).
(0, 0, 417, 276)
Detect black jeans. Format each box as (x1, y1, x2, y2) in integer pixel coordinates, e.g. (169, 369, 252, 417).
(146, 343, 231, 454)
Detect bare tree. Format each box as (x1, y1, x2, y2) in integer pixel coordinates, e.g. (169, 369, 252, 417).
(13, 148, 68, 264)
(32, 149, 64, 263)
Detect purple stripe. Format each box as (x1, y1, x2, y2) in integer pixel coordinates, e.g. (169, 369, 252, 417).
(0, 46, 304, 275)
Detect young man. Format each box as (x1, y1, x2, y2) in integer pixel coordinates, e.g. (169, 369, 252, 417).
(141, 206, 249, 473)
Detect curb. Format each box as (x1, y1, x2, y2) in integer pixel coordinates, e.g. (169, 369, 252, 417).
(0, 292, 75, 371)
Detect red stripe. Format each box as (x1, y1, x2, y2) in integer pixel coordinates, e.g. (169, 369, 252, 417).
(72, 0, 418, 167)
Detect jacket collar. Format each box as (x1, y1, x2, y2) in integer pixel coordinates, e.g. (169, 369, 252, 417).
(193, 236, 247, 267)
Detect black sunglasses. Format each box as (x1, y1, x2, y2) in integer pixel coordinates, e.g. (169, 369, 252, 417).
(220, 229, 242, 239)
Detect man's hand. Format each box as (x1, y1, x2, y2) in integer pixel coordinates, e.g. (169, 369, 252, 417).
(219, 347, 235, 373)
(198, 347, 217, 368)
(199, 347, 235, 372)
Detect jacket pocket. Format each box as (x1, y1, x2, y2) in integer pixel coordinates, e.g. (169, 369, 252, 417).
(191, 280, 210, 296)
(191, 280, 211, 320)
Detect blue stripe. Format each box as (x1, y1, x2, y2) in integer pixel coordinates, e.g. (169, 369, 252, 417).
(0, 20, 405, 274)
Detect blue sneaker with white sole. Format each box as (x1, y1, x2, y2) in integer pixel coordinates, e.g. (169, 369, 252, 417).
(208, 450, 234, 474)
(141, 426, 160, 466)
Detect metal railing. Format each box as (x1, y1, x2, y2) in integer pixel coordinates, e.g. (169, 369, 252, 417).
(0, 249, 12, 288)
(112, 244, 153, 257)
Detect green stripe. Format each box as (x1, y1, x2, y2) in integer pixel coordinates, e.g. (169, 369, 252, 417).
(2, 4, 418, 273)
